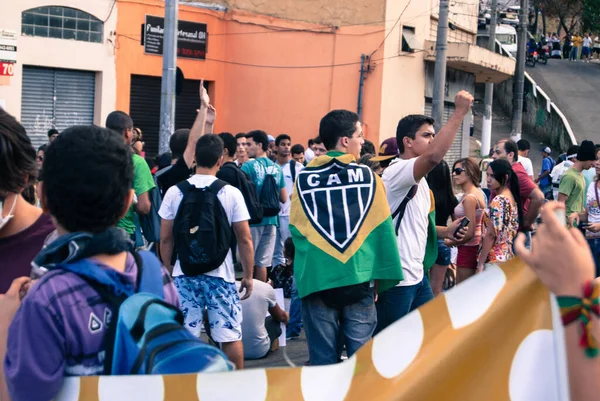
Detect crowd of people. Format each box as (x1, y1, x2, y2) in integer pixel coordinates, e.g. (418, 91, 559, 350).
(538, 32, 600, 62)
(1, 83, 599, 401)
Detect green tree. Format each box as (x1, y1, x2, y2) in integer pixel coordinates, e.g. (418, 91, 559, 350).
(582, 0, 600, 33)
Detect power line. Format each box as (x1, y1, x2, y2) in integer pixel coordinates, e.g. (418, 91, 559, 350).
(117, 33, 428, 68)
(369, 0, 415, 57)
(103, 0, 117, 23)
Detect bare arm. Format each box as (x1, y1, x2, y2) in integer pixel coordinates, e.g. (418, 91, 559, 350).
(524, 187, 544, 229)
(160, 219, 175, 274)
(183, 82, 210, 168)
(558, 192, 569, 204)
(413, 91, 474, 181)
(134, 192, 151, 215)
(477, 225, 496, 271)
(268, 304, 289, 325)
(233, 220, 254, 300)
(449, 197, 477, 246)
(279, 187, 288, 204)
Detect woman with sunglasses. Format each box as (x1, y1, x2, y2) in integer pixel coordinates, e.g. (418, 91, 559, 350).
(446, 158, 487, 284)
(477, 159, 523, 272)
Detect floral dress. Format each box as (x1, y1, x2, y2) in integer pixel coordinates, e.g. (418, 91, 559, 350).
(480, 195, 519, 263)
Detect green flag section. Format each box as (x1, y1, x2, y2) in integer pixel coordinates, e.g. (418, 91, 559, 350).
(290, 217, 403, 299)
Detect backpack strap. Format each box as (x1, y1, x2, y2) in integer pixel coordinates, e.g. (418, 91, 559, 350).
(290, 160, 297, 183)
(209, 179, 228, 194)
(176, 180, 194, 197)
(134, 251, 165, 298)
(392, 184, 418, 236)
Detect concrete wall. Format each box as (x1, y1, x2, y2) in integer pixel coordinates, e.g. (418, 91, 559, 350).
(181, 0, 385, 26)
(0, 0, 117, 126)
(494, 74, 576, 151)
(116, 0, 385, 149)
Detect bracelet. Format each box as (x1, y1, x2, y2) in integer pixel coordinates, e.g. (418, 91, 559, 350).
(557, 280, 600, 358)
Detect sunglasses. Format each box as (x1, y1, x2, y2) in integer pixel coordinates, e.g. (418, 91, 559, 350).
(36, 156, 44, 162)
(453, 167, 464, 175)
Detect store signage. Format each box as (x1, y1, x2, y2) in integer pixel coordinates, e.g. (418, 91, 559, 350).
(0, 62, 14, 76)
(143, 15, 207, 60)
(0, 30, 17, 63)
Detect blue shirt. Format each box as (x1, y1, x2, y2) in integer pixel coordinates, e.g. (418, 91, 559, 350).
(241, 157, 286, 227)
(540, 157, 555, 187)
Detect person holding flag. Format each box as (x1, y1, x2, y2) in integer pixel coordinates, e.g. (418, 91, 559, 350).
(289, 110, 404, 366)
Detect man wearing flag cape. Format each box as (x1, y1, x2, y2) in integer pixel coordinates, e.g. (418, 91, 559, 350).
(290, 109, 404, 365)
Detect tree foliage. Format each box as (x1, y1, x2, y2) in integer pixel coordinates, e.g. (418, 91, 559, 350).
(537, 0, 582, 35)
(582, 0, 600, 33)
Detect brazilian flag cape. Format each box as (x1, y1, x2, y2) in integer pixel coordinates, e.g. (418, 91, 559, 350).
(424, 190, 438, 273)
(290, 152, 404, 299)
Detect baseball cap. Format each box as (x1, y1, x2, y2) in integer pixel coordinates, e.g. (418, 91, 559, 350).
(577, 140, 597, 162)
(539, 146, 551, 154)
(267, 135, 275, 143)
(370, 138, 399, 162)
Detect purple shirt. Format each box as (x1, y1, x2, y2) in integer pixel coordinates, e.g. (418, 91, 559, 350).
(4, 253, 180, 401)
(0, 213, 55, 293)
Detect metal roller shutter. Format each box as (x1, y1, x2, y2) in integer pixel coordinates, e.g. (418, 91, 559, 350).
(424, 99, 464, 166)
(21, 66, 95, 149)
(129, 75, 206, 158)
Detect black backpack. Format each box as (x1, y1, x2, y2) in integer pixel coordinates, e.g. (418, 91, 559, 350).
(258, 160, 281, 217)
(219, 163, 264, 225)
(173, 180, 233, 276)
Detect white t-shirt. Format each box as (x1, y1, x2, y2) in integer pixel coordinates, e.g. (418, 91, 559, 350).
(158, 174, 250, 282)
(583, 37, 593, 48)
(278, 159, 304, 216)
(518, 156, 534, 177)
(304, 148, 315, 163)
(382, 157, 431, 286)
(235, 280, 278, 359)
(586, 182, 600, 239)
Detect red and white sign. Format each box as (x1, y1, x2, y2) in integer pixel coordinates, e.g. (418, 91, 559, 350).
(0, 62, 14, 76)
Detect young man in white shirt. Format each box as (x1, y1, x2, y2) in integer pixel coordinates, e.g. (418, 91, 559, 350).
(273, 134, 304, 267)
(159, 134, 255, 370)
(517, 139, 535, 180)
(377, 91, 473, 332)
(235, 279, 289, 360)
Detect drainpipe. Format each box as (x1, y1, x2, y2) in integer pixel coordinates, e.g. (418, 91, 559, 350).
(357, 54, 367, 121)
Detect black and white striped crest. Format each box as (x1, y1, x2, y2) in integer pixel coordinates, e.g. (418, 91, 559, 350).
(296, 159, 375, 253)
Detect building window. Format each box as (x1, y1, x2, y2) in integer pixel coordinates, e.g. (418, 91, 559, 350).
(402, 26, 417, 53)
(21, 6, 103, 43)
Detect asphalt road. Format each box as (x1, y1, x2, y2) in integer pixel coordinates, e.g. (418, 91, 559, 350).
(525, 58, 600, 143)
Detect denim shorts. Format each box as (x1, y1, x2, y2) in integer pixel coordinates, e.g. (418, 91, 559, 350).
(435, 239, 452, 266)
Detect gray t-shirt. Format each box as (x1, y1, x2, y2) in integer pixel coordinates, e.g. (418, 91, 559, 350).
(235, 280, 278, 359)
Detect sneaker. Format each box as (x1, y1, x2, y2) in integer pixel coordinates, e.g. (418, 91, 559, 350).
(286, 332, 300, 340)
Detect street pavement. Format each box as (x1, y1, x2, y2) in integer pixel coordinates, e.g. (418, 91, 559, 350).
(525, 58, 600, 144)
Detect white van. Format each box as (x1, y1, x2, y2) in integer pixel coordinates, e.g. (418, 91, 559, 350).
(496, 24, 518, 58)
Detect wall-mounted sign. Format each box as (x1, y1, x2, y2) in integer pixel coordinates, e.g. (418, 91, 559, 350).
(0, 30, 17, 63)
(0, 62, 14, 76)
(143, 15, 207, 60)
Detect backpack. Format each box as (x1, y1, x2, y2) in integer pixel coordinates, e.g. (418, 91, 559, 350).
(219, 163, 264, 225)
(63, 251, 232, 375)
(392, 185, 418, 235)
(173, 179, 233, 276)
(138, 186, 162, 243)
(257, 160, 281, 217)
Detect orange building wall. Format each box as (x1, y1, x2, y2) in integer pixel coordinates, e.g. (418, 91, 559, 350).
(115, 0, 385, 149)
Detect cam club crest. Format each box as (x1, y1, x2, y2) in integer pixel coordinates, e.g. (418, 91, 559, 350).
(296, 159, 375, 253)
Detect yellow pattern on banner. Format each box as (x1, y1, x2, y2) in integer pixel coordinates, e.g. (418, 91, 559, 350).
(55, 259, 568, 401)
(290, 154, 392, 264)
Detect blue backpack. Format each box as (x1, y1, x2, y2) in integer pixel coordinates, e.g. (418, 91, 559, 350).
(65, 251, 233, 375)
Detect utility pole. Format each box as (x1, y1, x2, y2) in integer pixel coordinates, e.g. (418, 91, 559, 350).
(158, 0, 178, 155)
(432, 0, 450, 133)
(357, 54, 367, 121)
(481, 0, 498, 156)
(511, 0, 528, 142)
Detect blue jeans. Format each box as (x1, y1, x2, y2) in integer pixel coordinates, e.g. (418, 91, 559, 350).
(375, 276, 433, 335)
(301, 288, 376, 365)
(570, 46, 579, 60)
(273, 215, 290, 267)
(587, 238, 600, 277)
(287, 276, 303, 337)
